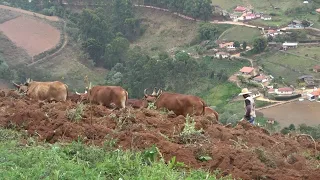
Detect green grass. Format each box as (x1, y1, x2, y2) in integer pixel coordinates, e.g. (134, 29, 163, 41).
(0, 128, 232, 180)
(201, 83, 241, 107)
(256, 50, 320, 85)
(133, 7, 199, 56)
(212, 0, 244, 10)
(219, 26, 262, 43)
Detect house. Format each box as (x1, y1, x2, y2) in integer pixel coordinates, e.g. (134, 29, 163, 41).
(234, 6, 247, 12)
(307, 89, 320, 101)
(268, 88, 276, 94)
(251, 90, 261, 98)
(303, 1, 309, 4)
(288, 20, 303, 28)
(239, 66, 255, 76)
(253, 75, 269, 83)
(282, 42, 298, 50)
(298, 75, 316, 87)
(313, 65, 320, 72)
(219, 42, 236, 50)
(275, 87, 294, 95)
(261, 15, 272, 21)
(215, 52, 230, 59)
(316, 8, 320, 13)
(238, 13, 256, 21)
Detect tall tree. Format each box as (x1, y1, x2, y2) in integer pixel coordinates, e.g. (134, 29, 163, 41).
(253, 37, 267, 53)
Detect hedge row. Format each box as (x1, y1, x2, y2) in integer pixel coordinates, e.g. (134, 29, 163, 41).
(274, 94, 302, 101)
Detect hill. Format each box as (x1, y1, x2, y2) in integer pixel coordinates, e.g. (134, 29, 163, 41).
(1, 90, 320, 179)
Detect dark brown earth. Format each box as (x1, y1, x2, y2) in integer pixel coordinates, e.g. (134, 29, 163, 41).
(1, 88, 320, 180)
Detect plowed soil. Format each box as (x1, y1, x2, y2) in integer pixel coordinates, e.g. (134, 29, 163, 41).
(0, 16, 60, 56)
(1, 89, 320, 180)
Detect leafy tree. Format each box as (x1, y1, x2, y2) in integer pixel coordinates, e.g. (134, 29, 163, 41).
(267, 35, 273, 42)
(301, 20, 310, 28)
(233, 41, 240, 48)
(253, 37, 267, 53)
(198, 23, 219, 40)
(242, 41, 247, 50)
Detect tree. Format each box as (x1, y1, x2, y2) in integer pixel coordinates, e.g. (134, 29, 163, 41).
(253, 37, 267, 53)
(267, 35, 273, 42)
(233, 41, 240, 48)
(301, 20, 310, 28)
(242, 41, 247, 50)
(198, 23, 219, 40)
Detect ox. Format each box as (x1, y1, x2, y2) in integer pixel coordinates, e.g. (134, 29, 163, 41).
(77, 85, 128, 109)
(126, 99, 148, 109)
(12, 78, 68, 102)
(144, 88, 206, 117)
(204, 107, 219, 121)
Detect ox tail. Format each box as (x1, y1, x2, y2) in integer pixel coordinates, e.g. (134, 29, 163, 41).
(201, 100, 207, 116)
(64, 84, 69, 101)
(212, 110, 219, 121)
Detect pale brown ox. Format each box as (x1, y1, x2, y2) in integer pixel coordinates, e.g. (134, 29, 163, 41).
(126, 99, 148, 109)
(204, 107, 219, 121)
(12, 79, 68, 102)
(80, 86, 128, 109)
(144, 88, 206, 117)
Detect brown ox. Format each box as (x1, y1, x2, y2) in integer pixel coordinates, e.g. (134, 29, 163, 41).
(12, 78, 68, 102)
(80, 86, 128, 109)
(144, 88, 206, 117)
(204, 107, 219, 121)
(126, 99, 148, 109)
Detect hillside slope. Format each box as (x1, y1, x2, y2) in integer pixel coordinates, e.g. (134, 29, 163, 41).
(1, 90, 320, 180)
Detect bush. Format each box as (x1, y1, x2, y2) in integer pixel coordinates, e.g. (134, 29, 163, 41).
(179, 115, 204, 143)
(66, 103, 85, 122)
(274, 94, 301, 101)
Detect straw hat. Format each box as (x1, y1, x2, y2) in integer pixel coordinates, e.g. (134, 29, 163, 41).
(238, 88, 252, 96)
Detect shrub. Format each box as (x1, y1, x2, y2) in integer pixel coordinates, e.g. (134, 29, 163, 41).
(274, 94, 301, 101)
(66, 103, 85, 122)
(179, 115, 204, 143)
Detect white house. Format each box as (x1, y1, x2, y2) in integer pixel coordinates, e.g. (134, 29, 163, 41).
(219, 42, 236, 50)
(282, 42, 298, 50)
(253, 75, 269, 83)
(275, 87, 294, 95)
(261, 15, 272, 21)
(215, 52, 230, 59)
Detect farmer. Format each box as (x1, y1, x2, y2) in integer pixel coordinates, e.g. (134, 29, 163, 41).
(238, 88, 256, 124)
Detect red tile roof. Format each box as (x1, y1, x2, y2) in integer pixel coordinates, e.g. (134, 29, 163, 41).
(253, 75, 267, 81)
(278, 87, 293, 92)
(240, 67, 254, 73)
(234, 6, 246, 12)
(314, 65, 320, 70)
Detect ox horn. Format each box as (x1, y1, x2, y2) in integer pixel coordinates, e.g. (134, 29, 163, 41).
(12, 81, 20, 88)
(75, 91, 81, 95)
(151, 87, 157, 96)
(84, 90, 88, 94)
(157, 89, 163, 96)
(144, 88, 148, 96)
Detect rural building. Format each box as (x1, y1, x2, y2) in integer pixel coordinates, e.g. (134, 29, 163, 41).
(261, 15, 272, 21)
(239, 66, 255, 76)
(219, 42, 236, 50)
(275, 87, 294, 95)
(251, 90, 261, 98)
(307, 88, 320, 101)
(253, 75, 269, 83)
(238, 13, 256, 21)
(313, 65, 320, 72)
(316, 8, 320, 13)
(229, 13, 240, 21)
(268, 88, 276, 94)
(215, 52, 230, 59)
(288, 20, 303, 28)
(298, 75, 316, 87)
(282, 42, 298, 50)
(234, 6, 246, 12)
(303, 1, 309, 4)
